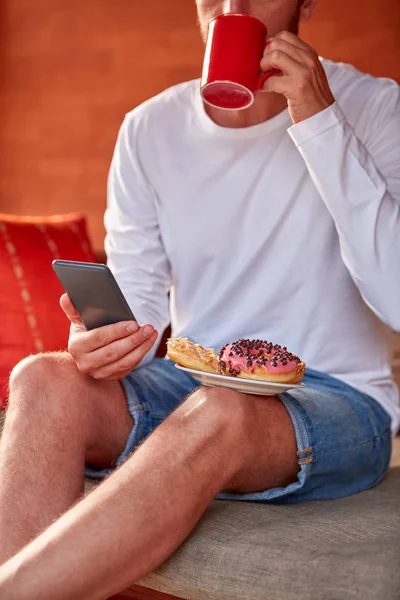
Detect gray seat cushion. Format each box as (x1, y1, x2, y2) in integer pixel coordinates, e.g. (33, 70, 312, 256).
(135, 465, 400, 600)
(135, 439, 400, 599)
(1, 410, 400, 599)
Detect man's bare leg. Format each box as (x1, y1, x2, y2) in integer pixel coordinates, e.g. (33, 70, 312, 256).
(0, 385, 298, 600)
(0, 352, 134, 564)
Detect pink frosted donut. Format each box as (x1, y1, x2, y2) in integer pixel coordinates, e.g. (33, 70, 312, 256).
(219, 339, 306, 384)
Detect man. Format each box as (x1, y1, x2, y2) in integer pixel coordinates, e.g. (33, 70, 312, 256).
(0, 0, 399, 597)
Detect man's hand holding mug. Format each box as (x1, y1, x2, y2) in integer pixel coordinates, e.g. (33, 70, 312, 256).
(260, 30, 335, 124)
(200, 13, 335, 124)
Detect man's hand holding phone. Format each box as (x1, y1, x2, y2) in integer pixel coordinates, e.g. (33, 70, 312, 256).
(60, 294, 158, 381)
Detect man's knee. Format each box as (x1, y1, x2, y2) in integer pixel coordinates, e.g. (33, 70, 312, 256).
(177, 386, 254, 443)
(177, 386, 293, 462)
(8, 352, 78, 411)
(178, 387, 298, 493)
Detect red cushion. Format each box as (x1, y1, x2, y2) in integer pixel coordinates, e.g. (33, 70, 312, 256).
(0, 213, 98, 408)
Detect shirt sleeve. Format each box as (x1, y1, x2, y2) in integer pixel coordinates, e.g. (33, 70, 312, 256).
(104, 115, 172, 364)
(288, 87, 400, 332)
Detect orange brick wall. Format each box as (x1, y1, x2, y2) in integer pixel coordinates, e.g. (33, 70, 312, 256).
(0, 0, 203, 251)
(0, 0, 399, 252)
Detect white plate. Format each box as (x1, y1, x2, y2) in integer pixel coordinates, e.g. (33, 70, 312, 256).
(175, 365, 305, 396)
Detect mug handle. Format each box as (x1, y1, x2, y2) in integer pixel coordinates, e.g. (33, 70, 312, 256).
(257, 41, 281, 91)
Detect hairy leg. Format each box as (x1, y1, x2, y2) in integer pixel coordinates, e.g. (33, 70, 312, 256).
(0, 352, 134, 564)
(0, 386, 298, 599)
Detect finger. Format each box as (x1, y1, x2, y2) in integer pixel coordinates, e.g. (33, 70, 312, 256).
(60, 294, 82, 324)
(261, 74, 293, 95)
(60, 293, 87, 335)
(90, 331, 159, 380)
(261, 47, 303, 77)
(80, 324, 156, 372)
(264, 37, 312, 66)
(265, 38, 322, 78)
(273, 31, 317, 55)
(73, 320, 141, 354)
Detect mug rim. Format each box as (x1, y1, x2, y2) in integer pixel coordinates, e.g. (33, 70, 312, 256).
(200, 80, 255, 112)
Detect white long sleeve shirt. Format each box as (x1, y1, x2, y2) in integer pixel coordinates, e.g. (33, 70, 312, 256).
(105, 59, 400, 435)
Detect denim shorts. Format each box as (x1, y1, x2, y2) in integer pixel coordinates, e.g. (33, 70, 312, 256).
(85, 358, 392, 504)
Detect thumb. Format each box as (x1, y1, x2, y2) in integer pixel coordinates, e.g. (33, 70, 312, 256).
(260, 73, 286, 94)
(59, 294, 87, 333)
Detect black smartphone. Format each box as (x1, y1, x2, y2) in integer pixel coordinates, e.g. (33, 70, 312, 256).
(52, 260, 136, 330)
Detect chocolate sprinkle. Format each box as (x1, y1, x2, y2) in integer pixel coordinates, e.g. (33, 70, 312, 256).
(219, 338, 302, 373)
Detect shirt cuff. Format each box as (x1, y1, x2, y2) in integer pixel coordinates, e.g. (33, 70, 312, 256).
(287, 102, 347, 147)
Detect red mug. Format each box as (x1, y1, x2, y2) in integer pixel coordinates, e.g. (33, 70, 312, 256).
(200, 13, 280, 111)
